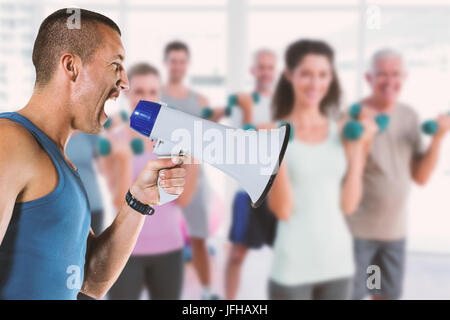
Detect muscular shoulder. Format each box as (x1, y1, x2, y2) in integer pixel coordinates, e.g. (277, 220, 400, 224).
(0, 119, 42, 192)
(0, 119, 43, 160)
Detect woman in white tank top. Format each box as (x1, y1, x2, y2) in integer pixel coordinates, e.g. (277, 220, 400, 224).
(267, 39, 377, 300)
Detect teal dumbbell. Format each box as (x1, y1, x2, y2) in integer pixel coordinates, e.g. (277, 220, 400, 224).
(201, 106, 214, 119)
(225, 94, 238, 116)
(251, 91, 260, 104)
(97, 137, 145, 156)
(130, 138, 144, 155)
(343, 103, 390, 141)
(349, 103, 390, 132)
(225, 92, 261, 117)
(120, 110, 129, 122)
(279, 120, 294, 142)
(422, 112, 450, 135)
(348, 103, 362, 119)
(103, 117, 112, 130)
(97, 137, 112, 156)
(103, 110, 129, 130)
(422, 120, 438, 135)
(243, 123, 256, 131)
(343, 121, 364, 141)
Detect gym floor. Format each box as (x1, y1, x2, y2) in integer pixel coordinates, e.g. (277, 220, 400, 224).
(101, 177, 450, 300)
(178, 238, 450, 300)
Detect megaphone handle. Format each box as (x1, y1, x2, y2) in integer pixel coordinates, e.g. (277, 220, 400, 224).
(157, 155, 181, 205)
(158, 182, 179, 205)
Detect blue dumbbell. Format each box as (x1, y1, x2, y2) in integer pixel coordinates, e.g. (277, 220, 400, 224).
(103, 117, 112, 130)
(103, 110, 129, 130)
(130, 138, 144, 155)
(343, 103, 390, 141)
(225, 94, 238, 116)
(279, 120, 294, 142)
(422, 120, 438, 135)
(225, 92, 261, 117)
(243, 123, 256, 131)
(343, 121, 364, 141)
(422, 112, 450, 135)
(251, 91, 260, 104)
(120, 110, 129, 122)
(97, 137, 112, 156)
(97, 137, 145, 157)
(201, 106, 214, 119)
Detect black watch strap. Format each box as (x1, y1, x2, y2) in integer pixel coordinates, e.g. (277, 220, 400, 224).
(126, 190, 155, 216)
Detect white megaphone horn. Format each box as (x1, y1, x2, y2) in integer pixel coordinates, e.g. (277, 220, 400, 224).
(130, 100, 290, 208)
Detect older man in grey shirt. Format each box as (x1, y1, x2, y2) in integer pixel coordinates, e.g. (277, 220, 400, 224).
(347, 49, 450, 300)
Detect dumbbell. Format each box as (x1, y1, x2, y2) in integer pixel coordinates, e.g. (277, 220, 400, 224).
(279, 120, 294, 142)
(103, 117, 112, 130)
(224, 92, 261, 117)
(103, 110, 129, 130)
(201, 106, 214, 119)
(97, 137, 145, 157)
(343, 103, 390, 141)
(225, 94, 238, 117)
(251, 91, 260, 104)
(422, 112, 450, 135)
(242, 123, 256, 131)
(99, 110, 145, 156)
(202, 92, 261, 120)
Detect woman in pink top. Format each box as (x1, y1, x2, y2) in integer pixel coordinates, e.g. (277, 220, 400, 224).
(102, 63, 197, 300)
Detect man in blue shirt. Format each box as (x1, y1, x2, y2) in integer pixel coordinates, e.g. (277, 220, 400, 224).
(0, 8, 185, 299)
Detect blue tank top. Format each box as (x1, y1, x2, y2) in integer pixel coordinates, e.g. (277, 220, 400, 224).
(0, 112, 91, 300)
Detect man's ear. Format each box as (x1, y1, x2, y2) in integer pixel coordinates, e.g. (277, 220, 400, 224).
(60, 52, 80, 82)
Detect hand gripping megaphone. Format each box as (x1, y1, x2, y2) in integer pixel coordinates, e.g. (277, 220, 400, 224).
(130, 100, 290, 208)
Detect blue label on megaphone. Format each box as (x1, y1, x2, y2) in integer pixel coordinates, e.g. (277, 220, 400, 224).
(130, 100, 161, 137)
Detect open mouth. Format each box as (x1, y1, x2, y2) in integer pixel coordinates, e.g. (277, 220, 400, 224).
(99, 88, 120, 126)
(107, 88, 120, 101)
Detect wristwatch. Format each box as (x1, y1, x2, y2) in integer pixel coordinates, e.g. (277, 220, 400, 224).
(125, 190, 155, 215)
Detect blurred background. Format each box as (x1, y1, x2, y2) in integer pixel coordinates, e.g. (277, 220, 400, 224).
(1, 0, 450, 299)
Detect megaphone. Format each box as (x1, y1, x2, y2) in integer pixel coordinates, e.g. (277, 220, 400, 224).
(130, 100, 290, 208)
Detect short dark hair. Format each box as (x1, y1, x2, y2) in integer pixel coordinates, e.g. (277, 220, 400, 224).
(32, 8, 121, 86)
(164, 40, 190, 59)
(272, 39, 341, 120)
(127, 63, 160, 82)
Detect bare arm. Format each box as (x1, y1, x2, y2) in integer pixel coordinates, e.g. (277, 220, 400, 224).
(0, 123, 38, 245)
(411, 114, 450, 185)
(341, 142, 367, 215)
(268, 161, 293, 221)
(211, 108, 226, 122)
(340, 115, 377, 215)
(80, 156, 186, 298)
(197, 94, 223, 123)
(109, 141, 133, 210)
(237, 93, 253, 125)
(95, 129, 133, 211)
